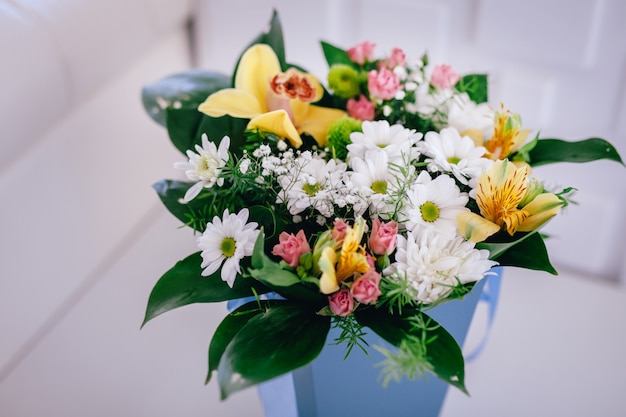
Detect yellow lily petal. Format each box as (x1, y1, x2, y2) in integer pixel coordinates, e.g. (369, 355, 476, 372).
(295, 105, 347, 147)
(198, 89, 264, 119)
(457, 211, 501, 243)
(319, 246, 339, 294)
(517, 193, 563, 232)
(235, 44, 281, 110)
(460, 128, 485, 147)
(247, 110, 303, 148)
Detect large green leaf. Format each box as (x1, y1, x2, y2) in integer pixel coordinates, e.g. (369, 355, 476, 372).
(492, 232, 558, 274)
(142, 252, 271, 326)
(455, 74, 488, 104)
(355, 307, 467, 393)
(152, 179, 208, 231)
(528, 138, 624, 166)
(218, 301, 330, 399)
(321, 41, 356, 68)
(207, 301, 264, 384)
(142, 70, 231, 127)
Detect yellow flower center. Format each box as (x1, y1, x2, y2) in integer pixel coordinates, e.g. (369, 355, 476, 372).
(420, 201, 440, 222)
(270, 68, 316, 102)
(371, 180, 388, 194)
(302, 182, 322, 196)
(220, 237, 236, 258)
(447, 156, 461, 164)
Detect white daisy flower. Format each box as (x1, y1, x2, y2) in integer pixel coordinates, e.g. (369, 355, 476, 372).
(174, 134, 230, 203)
(197, 208, 259, 287)
(349, 149, 399, 217)
(385, 230, 497, 304)
(347, 120, 421, 164)
(418, 127, 493, 185)
(447, 93, 494, 140)
(401, 171, 468, 238)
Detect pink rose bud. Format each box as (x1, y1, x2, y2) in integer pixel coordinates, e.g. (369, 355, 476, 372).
(368, 219, 398, 255)
(271, 230, 311, 268)
(347, 41, 376, 65)
(347, 95, 375, 121)
(328, 289, 354, 316)
(351, 270, 382, 305)
(331, 218, 349, 242)
(387, 47, 406, 68)
(368, 67, 400, 100)
(430, 64, 460, 90)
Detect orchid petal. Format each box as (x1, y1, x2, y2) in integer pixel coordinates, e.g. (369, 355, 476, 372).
(247, 110, 303, 148)
(295, 105, 347, 147)
(457, 211, 500, 243)
(235, 44, 281, 108)
(198, 89, 264, 119)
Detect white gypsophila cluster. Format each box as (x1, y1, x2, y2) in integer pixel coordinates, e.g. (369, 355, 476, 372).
(175, 134, 230, 203)
(446, 93, 495, 140)
(385, 230, 497, 304)
(399, 170, 470, 240)
(275, 151, 349, 218)
(417, 127, 493, 186)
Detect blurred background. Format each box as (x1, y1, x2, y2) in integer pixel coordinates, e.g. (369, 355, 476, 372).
(1, 0, 625, 415)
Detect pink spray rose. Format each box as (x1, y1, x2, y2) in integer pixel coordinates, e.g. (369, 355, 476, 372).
(331, 218, 349, 242)
(328, 289, 354, 316)
(430, 64, 460, 90)
(347, 95, 375, 121)
(368, 219, 398, 255)
(368, 67, 400, 100)
(386, 47, 406, 68)
(351, 270, 382, 304)
(271, 230, 311, 268)
(347, 41, 376, 65)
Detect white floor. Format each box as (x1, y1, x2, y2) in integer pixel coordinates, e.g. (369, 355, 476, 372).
(0, 208, 625, 416)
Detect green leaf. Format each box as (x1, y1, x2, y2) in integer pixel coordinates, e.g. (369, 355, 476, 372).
(455, 74, 488, 104)
(355, 307, 467, 393)
(476, 230, 539, 260)
(492, 232, 558, 274)
(142, 252, 271, 326)
(320, 41, 356, 68)
(152, 180, 207, 232)
(218, 301, 330, 399)
(142, 70, 230, 127)
(207, 301, 264, 384)
(527, 138, 624, 166)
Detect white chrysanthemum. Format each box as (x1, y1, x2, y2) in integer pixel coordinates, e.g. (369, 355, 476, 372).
(349, 149, 399, 217)
(175, 134, 230, 203)
(401, 171, 468, 238)
(347, 120, 421, 164)
(197, 208, 259, 287)
(276, 154, 347, 218)
(385, 230, 497, 304)
(447, 93, 494, 140)
(417, 127, 493, 185)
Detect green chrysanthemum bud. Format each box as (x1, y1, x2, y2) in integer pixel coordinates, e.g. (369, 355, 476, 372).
(327, 117, 363, 160)
(327, 64, 361, 99)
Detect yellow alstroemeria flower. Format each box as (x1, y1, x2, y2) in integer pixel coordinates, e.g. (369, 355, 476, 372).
(198, 44, 346, 148)
(319, 219, 370, 294)
(462, 105, 530, 161)
(457, 159, 563, 242)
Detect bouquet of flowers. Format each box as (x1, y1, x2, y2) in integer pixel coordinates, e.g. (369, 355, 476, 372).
(140, 11, 622, 399)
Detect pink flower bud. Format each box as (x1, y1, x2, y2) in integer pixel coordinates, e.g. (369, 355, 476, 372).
(368, 67, 400, 100)
(328, 289, 354, 316)
(347, 95, 375, 121)
(331, 218, 349, 242)
(271, 230, 311, 268)
(347, 41, 376, 65)
(351, 270, 382, 304)
(368, 219, 398, 255)
(430, 64, 460, 90)
(387, 47, 406, 68)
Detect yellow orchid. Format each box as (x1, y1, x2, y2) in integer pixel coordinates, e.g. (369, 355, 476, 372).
(457, 159, 563, 242)
(198, 44, 346, 148)
(319, 219, 370, 294)
(462, 105, 530, 161)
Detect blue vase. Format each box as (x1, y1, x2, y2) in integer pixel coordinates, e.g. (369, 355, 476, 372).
(258, 268, 502, 417)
